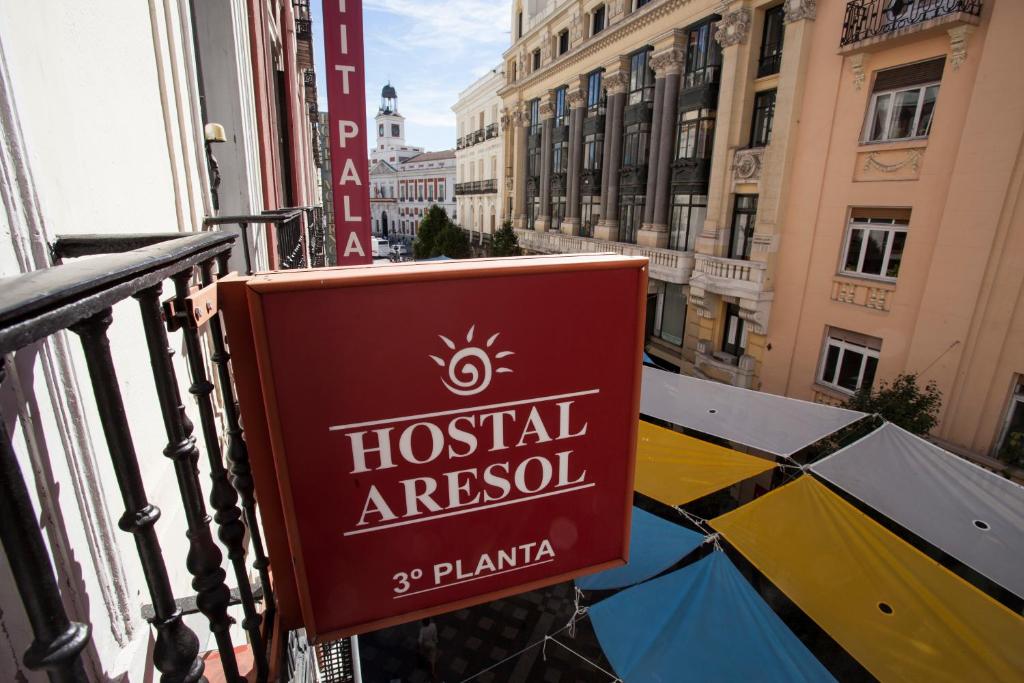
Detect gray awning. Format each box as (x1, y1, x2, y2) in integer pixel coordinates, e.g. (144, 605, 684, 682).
(640, 366, 866, 457)
(811, 422, 1024, 599)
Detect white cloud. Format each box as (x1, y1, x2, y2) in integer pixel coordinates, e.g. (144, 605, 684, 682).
(365, 0, 509, 53)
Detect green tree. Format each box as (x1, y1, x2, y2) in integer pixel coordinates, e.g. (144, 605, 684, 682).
(845, 373, 942, 435)
(434, 221, 471, 259)
(412, 205, 449, 259)
(490, 220, 522, 257)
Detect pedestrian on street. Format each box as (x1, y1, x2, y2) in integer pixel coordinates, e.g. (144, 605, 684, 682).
(418, 617, 439, 680)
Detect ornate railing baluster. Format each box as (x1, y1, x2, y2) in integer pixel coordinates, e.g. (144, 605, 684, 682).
(0, 362, 90, 683)
(135, 283, 243, 683)
(70, 311, 204, 683)
(187, 264, 269, 682)
(211, 256, 277, 616)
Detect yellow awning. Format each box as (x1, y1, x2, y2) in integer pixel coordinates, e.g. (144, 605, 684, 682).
(711, 476, 1024, 682)
(635, 421, 775, 506)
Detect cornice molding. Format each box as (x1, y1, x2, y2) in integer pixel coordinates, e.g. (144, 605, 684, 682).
(499, 0, 697, 99)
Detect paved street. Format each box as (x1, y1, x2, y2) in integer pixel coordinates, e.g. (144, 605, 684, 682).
(358, 581, 615, 682)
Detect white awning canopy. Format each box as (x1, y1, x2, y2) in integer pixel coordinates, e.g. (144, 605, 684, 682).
(640, 366, 866, 457)
(811, 422, 1024, 599)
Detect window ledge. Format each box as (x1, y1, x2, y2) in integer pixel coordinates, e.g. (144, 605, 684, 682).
(813, 382, 855, 401)
(833, 273, 898, 289)
(856, 138, 928, 152)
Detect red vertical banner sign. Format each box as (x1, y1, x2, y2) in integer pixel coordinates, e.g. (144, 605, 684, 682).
(324, 0, 372, 264)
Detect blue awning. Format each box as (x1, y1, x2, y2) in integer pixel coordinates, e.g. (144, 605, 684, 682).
(576, 508, 703, 590)
(589, 551, 835, 682)
(642, 351, 656, 366)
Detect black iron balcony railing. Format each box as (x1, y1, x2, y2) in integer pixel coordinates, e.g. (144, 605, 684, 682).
(295, 18, 312, 39)
(454, 179, 498, 195)
(757, 45, 782, 78)
(459, 125, 499, 149)
(205, 206, 329, 272)
(840, 0, 982, 47)
(0, 229, 352, 682)
(1, 233, 264, 682)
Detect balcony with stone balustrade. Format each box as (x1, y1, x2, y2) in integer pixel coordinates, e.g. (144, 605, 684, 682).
(515, 228, 695, 284)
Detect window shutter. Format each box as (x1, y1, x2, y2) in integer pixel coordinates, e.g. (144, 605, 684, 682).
(872, 57, 946, 92)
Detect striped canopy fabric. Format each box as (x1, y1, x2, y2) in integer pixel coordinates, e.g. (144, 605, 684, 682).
(634, 421, 775, 507)
(711, 477, 1024, 682)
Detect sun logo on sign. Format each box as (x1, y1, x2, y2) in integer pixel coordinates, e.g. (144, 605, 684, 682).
(429, 326, 514, 396)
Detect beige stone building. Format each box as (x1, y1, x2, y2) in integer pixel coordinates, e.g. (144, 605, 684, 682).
(500, 0, 1024, 468)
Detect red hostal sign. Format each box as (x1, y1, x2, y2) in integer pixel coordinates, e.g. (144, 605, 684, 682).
(323, 0, 371, 265)
(231, 255, 646, 640)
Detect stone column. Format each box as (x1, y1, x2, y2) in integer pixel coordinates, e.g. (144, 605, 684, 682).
(562, 84, 586, 235)
(536, 95, 556, 231)
(513, 104, 529, 229)
(594, 67, 628, 241)
(640, 76, 666, 228)
(639, 43, 686, 248)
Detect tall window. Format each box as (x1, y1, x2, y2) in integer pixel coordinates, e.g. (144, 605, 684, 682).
(669, 193, 707, 252)
(554, 86, 568, 126)
(750, 90, 776, 147)
(527, 196, 540, 229)
(552, 141, 568, 172)
(392, 124, 400, 137)
(819, 328, 881, 394)
(558, 29, 569, 55)
(622, 122, 650, 167)
(721, 304, 747, 360)
(532, 48, 541, 72)
(728, 195, 758, 260)
(592, 5, 606, 36)
(653, 282, 686, 346)
(586, 70, 604, 113)
(528, 146, 541, 177)
(627, 48, 654, 105)
(841, 211, 909, 280)
(675, 108, 715, 160)
(636, 0, 651, 8)
(517, 10, 523, 39)
(996, 379, 1024, 463)
(551, 197, 566, 231)
(580, 196, 600, 237)
(583, 133, 604, 170)
(757, 5, 785, 77)
(529, 98, 541, 135)
(619, 196, 644, 244)
(864, 58, 944, 143)
(683, 21, 722, 88)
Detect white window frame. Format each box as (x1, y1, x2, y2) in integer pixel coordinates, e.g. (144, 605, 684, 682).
(863, 81, 940, 143)
(839, 217, 908, 281)
(818, 332, 880, 395)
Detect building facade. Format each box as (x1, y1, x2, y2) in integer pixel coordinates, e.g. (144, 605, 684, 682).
(454, 68, 506, 240)
(501, 0, 1022, 469)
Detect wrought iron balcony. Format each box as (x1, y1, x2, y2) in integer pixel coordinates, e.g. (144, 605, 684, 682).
(485, 123, 499, 139)
(455, 179, 498, 195)
(205, 206, 329, 271)
(295, 18, 312, 39)
(840, 0, 982, 47)
(0, 228, 356, 682)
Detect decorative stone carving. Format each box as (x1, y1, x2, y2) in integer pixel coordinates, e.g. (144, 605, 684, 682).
(570, 10, 583, 42)
(539, 100, 556, 118)
(850, 53, 866, 90)
(733, 148, 763, 181)
(714, 8, 752, 48)
(566, 88, 585, 107)
(863, 149, 923, 173)
(650, 47, 686, 76)
(783, 0, 816, 23)
(609, 0, 624, 18)
(948, 25, 975, 71)
(604, 70, 629, 95)
(500, 109, 511, 132)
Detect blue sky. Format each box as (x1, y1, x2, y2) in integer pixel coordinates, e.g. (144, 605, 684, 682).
(312, 0, 510, 153)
